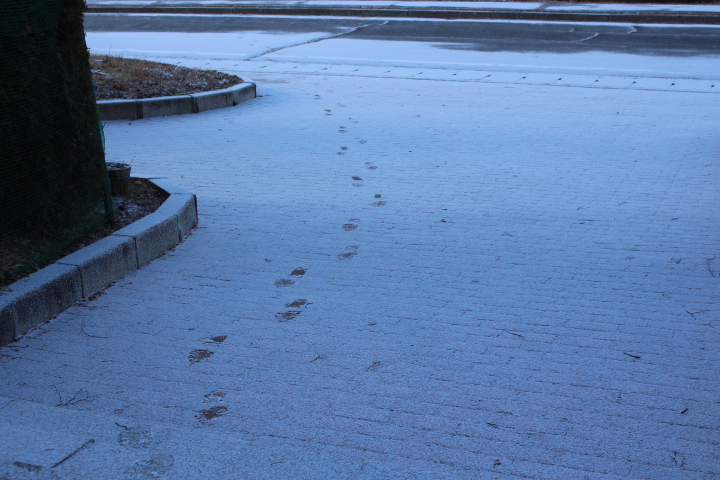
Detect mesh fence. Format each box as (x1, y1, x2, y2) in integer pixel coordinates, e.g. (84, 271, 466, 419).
(1, 0, 113, 285)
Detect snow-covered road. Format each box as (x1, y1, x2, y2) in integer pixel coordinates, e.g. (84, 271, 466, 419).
(86, 15, 720, 88)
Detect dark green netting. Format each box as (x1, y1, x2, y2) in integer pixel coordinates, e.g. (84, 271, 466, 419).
(1, 0, 113, 285)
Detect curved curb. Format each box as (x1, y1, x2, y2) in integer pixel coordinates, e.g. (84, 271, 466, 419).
(98, 81, 256, 120)
(87, 5, 720, 25)
(0, 178, 198, 347)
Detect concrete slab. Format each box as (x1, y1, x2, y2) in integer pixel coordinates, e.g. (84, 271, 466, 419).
(516, 72, 566, 85)
(231, 82, 256, 104)
(552, 74, 601, 87)
(56, 235, 138, 297)
(480, 71, 526, 83)
(190, 89, 235, 112)
(628, 77, 674, 90)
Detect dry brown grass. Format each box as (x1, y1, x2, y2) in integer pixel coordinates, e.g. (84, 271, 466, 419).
(90, 55, 242, 100)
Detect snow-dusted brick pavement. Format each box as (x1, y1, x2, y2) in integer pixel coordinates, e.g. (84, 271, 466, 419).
(1, 71, 719, 478)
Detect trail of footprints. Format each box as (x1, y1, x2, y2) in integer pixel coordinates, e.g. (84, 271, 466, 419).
(188, 336, 230, 424)
(274, 267, 311, 322)
(188, 335, 228, 364)
(337, 246, 359, 260)
(336, 121, 387, 262)
(191, 266, 313, 424)
(339, 122, 391, 375)
(193, 110, 386, 425)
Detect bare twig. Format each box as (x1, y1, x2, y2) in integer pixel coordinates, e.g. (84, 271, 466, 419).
(80, 319, 109, 339)
(53, 384, 62, 405)
(686, 310, 707, 320)
(708, 257, 717, 278)
(366, 361, 381, 371)
(53, 385, 96, 407)
(51, 439, 95, 468)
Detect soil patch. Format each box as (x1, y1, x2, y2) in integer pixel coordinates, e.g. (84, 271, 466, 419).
(67, 178, 169, 254)
(1, 179, 168, 288)
(90, 55, 243, 100)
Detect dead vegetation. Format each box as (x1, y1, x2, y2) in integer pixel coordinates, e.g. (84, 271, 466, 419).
(90, 55, 243, 100)
(1, 179, 168, 288)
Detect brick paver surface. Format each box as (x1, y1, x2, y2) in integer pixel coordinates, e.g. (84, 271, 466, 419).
(1, 69, 719, 478)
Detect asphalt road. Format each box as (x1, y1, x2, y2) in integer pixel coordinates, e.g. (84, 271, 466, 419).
(85, 14, 720, 57)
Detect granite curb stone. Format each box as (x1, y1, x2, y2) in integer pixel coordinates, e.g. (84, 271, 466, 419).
(113, 213, 180, 267)
(86, 5, 720, 25)
(0, 264, 82, 341)
(56, 234, 138, 298)
(153, 194, 199, 239)
(97, 82, 256, 120)
(142, 176, 195, 195)
(0, 178, 198, 347)
(192, 82, 257, 112)
(140, 93, 195, 118)
(0, 307, 13, 346)
(142, 178, 199, 236)
(98, 98, 141, 121)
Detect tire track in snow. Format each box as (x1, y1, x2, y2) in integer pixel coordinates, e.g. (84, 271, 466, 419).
(246, 20, 389, 61)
